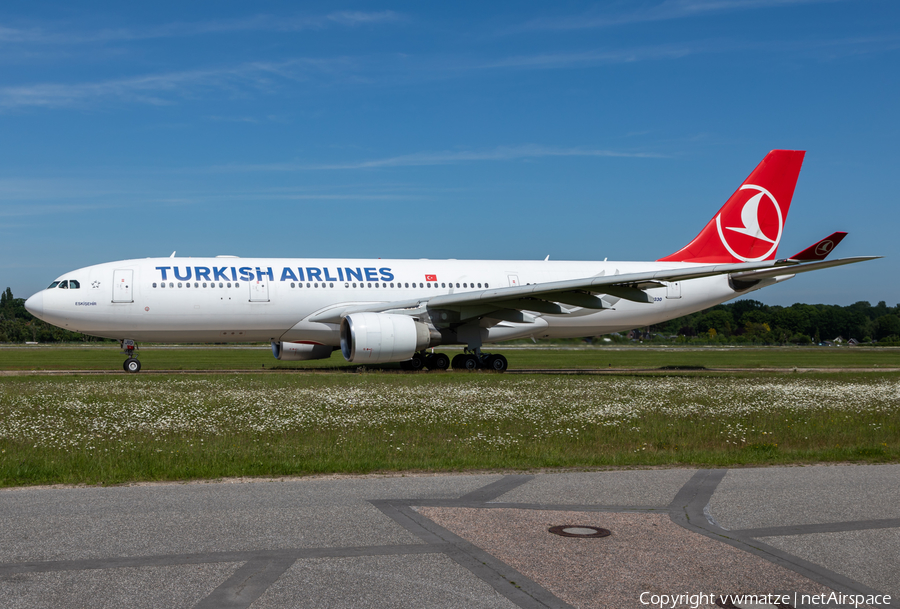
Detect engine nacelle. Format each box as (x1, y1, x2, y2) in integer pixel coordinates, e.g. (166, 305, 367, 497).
(340, 313, 431, 363)
(271, 341, 335, 361)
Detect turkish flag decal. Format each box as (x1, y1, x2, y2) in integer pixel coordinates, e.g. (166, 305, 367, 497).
(425, 274, 437, 282)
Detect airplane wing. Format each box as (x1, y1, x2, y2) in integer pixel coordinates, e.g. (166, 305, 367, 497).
(306, 256, 878, 324)
(729, 256, 880, 282)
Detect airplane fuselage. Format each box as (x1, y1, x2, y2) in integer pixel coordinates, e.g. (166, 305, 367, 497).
(25, 256, 772, 345)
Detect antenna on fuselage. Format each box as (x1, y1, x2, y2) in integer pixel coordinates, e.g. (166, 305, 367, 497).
(170, 251, 176, 258)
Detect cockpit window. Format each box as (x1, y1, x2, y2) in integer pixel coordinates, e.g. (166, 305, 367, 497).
(48, 281, 60, 289)
(58, 280, 69, 289)
(69, 280, 80, 289)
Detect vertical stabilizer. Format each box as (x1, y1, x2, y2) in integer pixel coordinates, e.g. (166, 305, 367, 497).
(658, 150, 805, 263)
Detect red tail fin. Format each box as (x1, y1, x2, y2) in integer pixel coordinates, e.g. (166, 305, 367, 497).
(658, 150, 805, 263)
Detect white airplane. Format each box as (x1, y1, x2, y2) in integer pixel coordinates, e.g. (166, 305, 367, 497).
(25, 150, 877, 373)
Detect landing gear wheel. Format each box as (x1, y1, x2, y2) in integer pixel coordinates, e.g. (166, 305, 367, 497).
(427, 353, 450, 370)
(401, 353, 426, 371)
(461, 354, 480, 370)
(451, 354, 465, 369)
(123, 357, 141, 373)
(485, 354, 508, 372)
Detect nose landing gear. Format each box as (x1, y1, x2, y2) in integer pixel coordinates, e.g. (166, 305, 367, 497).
(121, 339, 141, 373)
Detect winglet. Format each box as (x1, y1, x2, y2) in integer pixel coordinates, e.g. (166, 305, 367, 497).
(789, 231, 847, 261)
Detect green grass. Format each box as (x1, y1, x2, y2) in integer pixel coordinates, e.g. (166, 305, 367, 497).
(1, 371, 897, 486)
(0, 344, 898, 371)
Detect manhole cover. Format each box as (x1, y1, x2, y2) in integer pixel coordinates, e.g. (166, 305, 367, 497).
(548, 525, 611, 538)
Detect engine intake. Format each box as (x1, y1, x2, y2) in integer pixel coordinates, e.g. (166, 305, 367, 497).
(272, 341, 335, 361)
(340, 313, 431, 363)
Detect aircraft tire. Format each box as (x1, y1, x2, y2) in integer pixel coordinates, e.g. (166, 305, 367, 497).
(124, 357, 141, 373)
(485, 354, 508, 372)
(451, 354, 465, 369)
(461, 354, 480, 370)
(402, 353, 425, 371)
(428, 353, 450, 370)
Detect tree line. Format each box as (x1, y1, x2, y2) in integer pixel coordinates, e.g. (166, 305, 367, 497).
(0, 287, 107, 343)
(649, 299, 900, 345)
(2, 286, 899, 345)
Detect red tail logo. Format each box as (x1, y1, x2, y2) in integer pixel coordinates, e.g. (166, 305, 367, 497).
(658, 150, 805, 264)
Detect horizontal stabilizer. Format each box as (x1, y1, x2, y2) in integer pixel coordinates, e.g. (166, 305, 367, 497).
(790, 231, 847, 261)
(730, 256, 880, 282)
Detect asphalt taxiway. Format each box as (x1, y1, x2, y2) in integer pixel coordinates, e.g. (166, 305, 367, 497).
(1, 465, 897, 608)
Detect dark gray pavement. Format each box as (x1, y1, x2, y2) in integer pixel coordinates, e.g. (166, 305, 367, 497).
(0, 465, 896, 609)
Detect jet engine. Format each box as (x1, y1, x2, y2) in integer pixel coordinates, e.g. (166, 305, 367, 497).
(271, 341, 335, 361)
(340, 313, 431, 363)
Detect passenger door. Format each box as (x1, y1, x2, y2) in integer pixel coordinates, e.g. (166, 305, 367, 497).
(112, 270, 133, 303)
(249, 278, 269, 302)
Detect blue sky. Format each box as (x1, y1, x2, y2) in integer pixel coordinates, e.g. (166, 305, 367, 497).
(1, 0, 898, 306)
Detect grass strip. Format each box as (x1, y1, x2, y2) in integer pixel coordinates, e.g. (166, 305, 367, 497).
(1, 371, 897, 486)
(1, 345, 899, 371)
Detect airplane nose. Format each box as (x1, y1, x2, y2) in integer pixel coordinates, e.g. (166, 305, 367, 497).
(24, 292, 44, 318)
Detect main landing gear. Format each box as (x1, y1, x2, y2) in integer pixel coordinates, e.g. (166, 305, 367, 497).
(399, 351, 451, 371)
(121, 339, 141, 373)
(451, 350, 508, 372)
(399, 349, 509, 372)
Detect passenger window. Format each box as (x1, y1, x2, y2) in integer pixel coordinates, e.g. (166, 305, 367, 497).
(202, 283, 207, 288)
(195, 282, 199, 288)
(153, 283, 157, 288)
(186, 283, 191, 288)
(227, 283, 232, 288)
(178, 283, 183, 288)
(390, 283, 394, 288)
(329, 283, 334, 288)
(345, 283, 349, 288)
(478, 283, 482, 288)
(352, 283, 357, 288)
(219, 283, 223, 288)
(169, 282, 174, 288)
(456, 283, 460, 288)
(485, 283, 489, 288)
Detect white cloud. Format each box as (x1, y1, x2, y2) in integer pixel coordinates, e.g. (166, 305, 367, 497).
(219, 144, 664, 172)
(0, 58, 354, 109)
(0, 11, 404, 45)
(510, 0, 846, 32)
